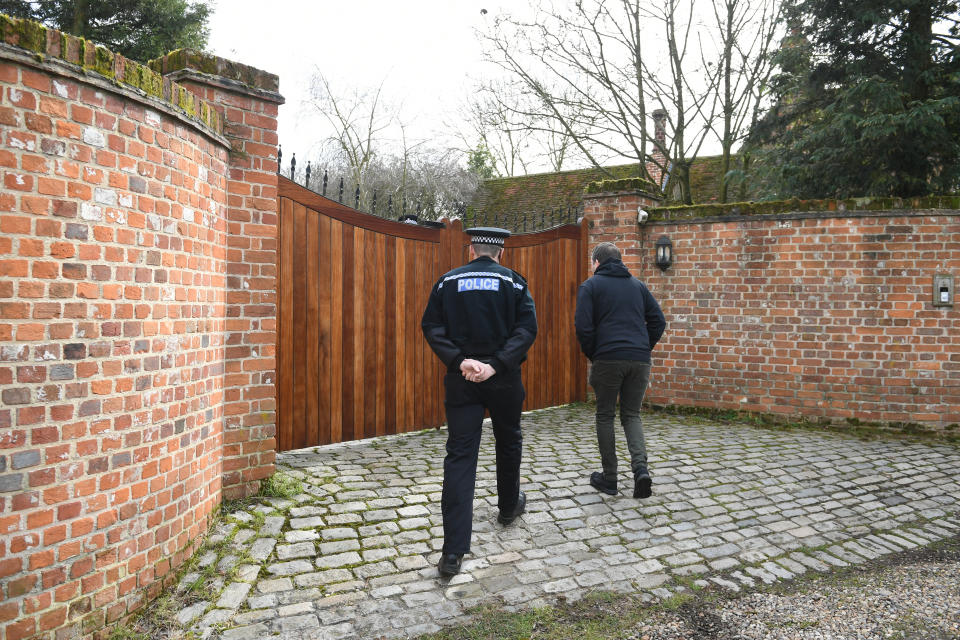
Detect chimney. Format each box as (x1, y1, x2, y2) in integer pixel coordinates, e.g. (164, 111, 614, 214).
(652, 109, 667, 146)
(648, 109, 669, 189)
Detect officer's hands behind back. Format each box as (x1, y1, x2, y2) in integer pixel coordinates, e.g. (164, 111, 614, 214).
(460, 358, 496, 383)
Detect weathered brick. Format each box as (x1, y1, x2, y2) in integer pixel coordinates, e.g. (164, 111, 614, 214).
(0, 474, 24, 492)
(12, 450, 41, 469)
(2, 388, 30, 404)
(0, 27, 278, 640)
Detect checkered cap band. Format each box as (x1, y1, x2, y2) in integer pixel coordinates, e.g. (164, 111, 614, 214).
(470, 235, 505, 246)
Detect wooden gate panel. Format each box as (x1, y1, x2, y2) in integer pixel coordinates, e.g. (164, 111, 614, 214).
(277, 176, 588, 451)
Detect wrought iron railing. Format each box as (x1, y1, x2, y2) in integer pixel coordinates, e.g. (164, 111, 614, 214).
(277, 146, 582, 233)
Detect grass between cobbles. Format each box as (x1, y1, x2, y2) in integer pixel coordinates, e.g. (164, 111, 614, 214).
(416, 533, 960, 640)
(105, 470, 307, 640)
(418, 591, 653, 640)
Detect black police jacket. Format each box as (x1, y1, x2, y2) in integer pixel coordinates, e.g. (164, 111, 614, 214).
(421, 256, 538, 374)
(575, 259, 666, 362)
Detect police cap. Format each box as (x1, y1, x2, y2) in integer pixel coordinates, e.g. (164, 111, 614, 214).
(465, 226, 511, 247)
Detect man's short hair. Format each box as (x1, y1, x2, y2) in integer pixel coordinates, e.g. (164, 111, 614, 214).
(472, 242, 501, 258)
(592, 242, 621, 265)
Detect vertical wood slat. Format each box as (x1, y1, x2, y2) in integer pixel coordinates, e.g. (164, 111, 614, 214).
(330, 220, 343, 443)
(405, 240, 415, 432)
(306, 207, 320, 449)
(276, 176, 586, 451)
(292, 203, 307, 449)
(318, 214, 332, 445)
(395, 241, 408, 432)
(279, 196, 294, 452)
(342, 225, 355, 443)
(377, 236, 387, 436)
(383, 236, 396, 436)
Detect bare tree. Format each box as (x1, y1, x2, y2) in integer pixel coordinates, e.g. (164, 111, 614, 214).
(642, 0, 725, 203)
(480, 0, 731, 201)
(301, 71, 479, 220)
(478, 0, 782, 204)
(709, 0, 782, 202)
(480, 1, 656, 181)
(305, 71, 396, 195)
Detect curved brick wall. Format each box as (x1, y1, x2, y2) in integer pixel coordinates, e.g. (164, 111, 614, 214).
(1, 18, 281, 640)
(584, 193, 960, 432)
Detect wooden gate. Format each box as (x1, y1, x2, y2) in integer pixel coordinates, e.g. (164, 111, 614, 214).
(277, 176, 588, 451)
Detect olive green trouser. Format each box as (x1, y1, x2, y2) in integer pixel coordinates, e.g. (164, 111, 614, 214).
(589, 360, 651, 482)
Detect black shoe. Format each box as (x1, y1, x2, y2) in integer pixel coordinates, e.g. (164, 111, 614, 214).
(437, 553, 462, 577)
(633, 469, 652, 499)
(497, 490, 526, 525)
(590, 471, 617, 496)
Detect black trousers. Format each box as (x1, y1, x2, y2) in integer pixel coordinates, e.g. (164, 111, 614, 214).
(441, 370, 525, 555)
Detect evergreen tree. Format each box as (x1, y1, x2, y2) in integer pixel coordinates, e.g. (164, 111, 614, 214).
(466, 143, 498, 181)
(752, 1, 960, 198)
(0, 0, 211, 63)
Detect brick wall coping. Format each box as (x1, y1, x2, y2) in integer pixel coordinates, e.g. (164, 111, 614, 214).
(0, 14, 224, 134)
(646, 207, 960, 227)
(149, 49, 284, 105)
(647, 195, 960, 222)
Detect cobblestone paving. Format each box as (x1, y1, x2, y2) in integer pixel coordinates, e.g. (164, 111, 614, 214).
(180, 405, 960, 639)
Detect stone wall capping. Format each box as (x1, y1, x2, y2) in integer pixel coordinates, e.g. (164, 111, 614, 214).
(649, 195, 960, 221)
(162, 68, 285, 105)
(148, 48, 282, 97)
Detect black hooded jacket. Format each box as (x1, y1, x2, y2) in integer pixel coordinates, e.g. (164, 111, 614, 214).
(574, 259, 666, 362)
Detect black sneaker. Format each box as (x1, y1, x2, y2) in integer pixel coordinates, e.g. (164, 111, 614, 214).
(633, 469, 652, 499)
(497, 490, 526, 525)
(437, 553, 463, 577)
(590, 471, 617, 496)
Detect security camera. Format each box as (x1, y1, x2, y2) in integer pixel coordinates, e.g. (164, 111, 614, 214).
(637, 208, 649, 224)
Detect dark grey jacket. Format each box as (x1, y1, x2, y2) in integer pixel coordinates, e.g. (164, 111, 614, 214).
(575, 259, 666, 362)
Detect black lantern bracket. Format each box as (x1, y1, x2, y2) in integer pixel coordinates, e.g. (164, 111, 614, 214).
(655, 235, 673, 271)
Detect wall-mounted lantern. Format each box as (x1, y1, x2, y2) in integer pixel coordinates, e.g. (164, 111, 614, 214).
(655, 235, 673, 271)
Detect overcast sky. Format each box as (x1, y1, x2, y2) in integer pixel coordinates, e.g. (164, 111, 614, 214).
(207, 0, 490, 169)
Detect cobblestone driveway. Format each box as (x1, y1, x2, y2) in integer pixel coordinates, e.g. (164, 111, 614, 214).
(178, 405, 960, 639)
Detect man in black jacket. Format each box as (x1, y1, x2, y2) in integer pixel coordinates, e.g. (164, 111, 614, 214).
(575, 242, 666, 499)
(422, 227, 538, 578)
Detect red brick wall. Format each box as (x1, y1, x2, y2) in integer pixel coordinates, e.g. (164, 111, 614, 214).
(0, 19, 281, 640)
(153, 52, 283, 499)
(585, 194, 960, 431)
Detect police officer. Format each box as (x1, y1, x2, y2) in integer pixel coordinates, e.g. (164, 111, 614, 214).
(421, 227, 538, 578)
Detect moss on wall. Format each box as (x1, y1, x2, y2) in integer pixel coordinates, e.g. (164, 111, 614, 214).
(1, 13, 47, 53)
(1, 13, 222, 134)
(149, 48, 280, 93)
(585, 176, 659, 196)
(647, 194, 960, 221)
